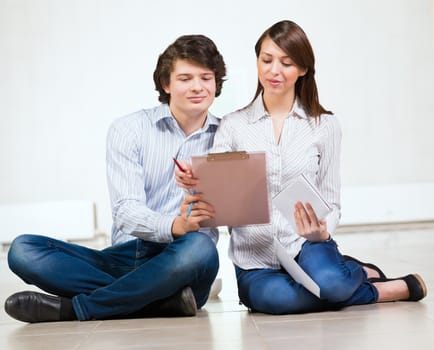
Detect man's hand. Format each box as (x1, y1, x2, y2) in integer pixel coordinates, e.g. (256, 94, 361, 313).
(171, 193, 215, 237)
(174, 161, 198, 190)
(294, 202, 330, 242)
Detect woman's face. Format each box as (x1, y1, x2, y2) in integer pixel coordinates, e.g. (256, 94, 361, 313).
(257, 37, 307, 99)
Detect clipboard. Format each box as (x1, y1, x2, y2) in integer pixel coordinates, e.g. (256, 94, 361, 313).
(191, 151, 270, 227)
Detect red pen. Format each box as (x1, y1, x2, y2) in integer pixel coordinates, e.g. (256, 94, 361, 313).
(173, 158, 187, 172)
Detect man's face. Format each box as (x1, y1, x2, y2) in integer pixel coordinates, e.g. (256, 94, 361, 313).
(164, 59, 216, 118)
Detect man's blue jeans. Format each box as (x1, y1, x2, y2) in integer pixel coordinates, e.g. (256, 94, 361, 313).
(7, 232, 219, 320)
(235, 239, 378, 314)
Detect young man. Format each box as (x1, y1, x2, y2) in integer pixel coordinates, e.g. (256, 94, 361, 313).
(5, 34, 226, 322)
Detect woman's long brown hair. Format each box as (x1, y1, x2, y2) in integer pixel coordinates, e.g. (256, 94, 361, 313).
(253, 20, 333, 118)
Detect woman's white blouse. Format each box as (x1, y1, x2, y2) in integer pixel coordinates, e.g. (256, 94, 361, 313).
(212, 96, 342, 269)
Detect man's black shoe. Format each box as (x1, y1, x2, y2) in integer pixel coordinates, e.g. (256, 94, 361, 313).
(145, 286, 197, 317)
(4, 291, 76, 323)
(158, 286, 197, 316)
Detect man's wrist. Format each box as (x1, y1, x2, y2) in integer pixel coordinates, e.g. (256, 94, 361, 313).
(171, 216, 183, 237)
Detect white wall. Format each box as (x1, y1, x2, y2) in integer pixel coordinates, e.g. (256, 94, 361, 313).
(1, 0, 433, 236)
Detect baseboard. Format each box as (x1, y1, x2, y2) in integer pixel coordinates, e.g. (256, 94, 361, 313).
(0, 200, 96, 243)
(340, 183, 434, 226)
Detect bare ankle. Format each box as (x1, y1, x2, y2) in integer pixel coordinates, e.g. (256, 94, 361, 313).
(374, 280, 409, 302)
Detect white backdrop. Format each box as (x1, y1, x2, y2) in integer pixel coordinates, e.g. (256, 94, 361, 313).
(1, 0, 433, 235)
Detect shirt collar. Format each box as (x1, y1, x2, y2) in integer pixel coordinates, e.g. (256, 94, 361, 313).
(247, 94, 309, 123)
(150, 103, 219, 131)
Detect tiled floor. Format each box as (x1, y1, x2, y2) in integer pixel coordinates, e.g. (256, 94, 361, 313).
(1, 225, 433, 350)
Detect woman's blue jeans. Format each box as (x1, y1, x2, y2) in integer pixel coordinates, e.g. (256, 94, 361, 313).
(7, 232, 219, 320)
(235, 239, 378, 314)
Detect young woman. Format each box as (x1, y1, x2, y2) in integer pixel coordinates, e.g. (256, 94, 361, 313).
(177, 20, 426, 314)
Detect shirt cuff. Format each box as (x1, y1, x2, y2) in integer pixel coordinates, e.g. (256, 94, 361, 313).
(155, 214, 177, 242)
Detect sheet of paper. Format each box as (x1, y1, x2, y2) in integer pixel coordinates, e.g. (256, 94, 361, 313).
(274, 237, 320, 298)
(273, 174, 332, 232)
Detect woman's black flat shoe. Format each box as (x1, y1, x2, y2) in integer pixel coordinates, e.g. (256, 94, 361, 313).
(343, 255, 387, 279)
(369, 274, 427, 301)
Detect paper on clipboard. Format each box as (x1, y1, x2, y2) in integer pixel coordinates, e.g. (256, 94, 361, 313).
(274, 237, 320, 297)
(273, 174, 332, 232)
(191, 151, 270, 227)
